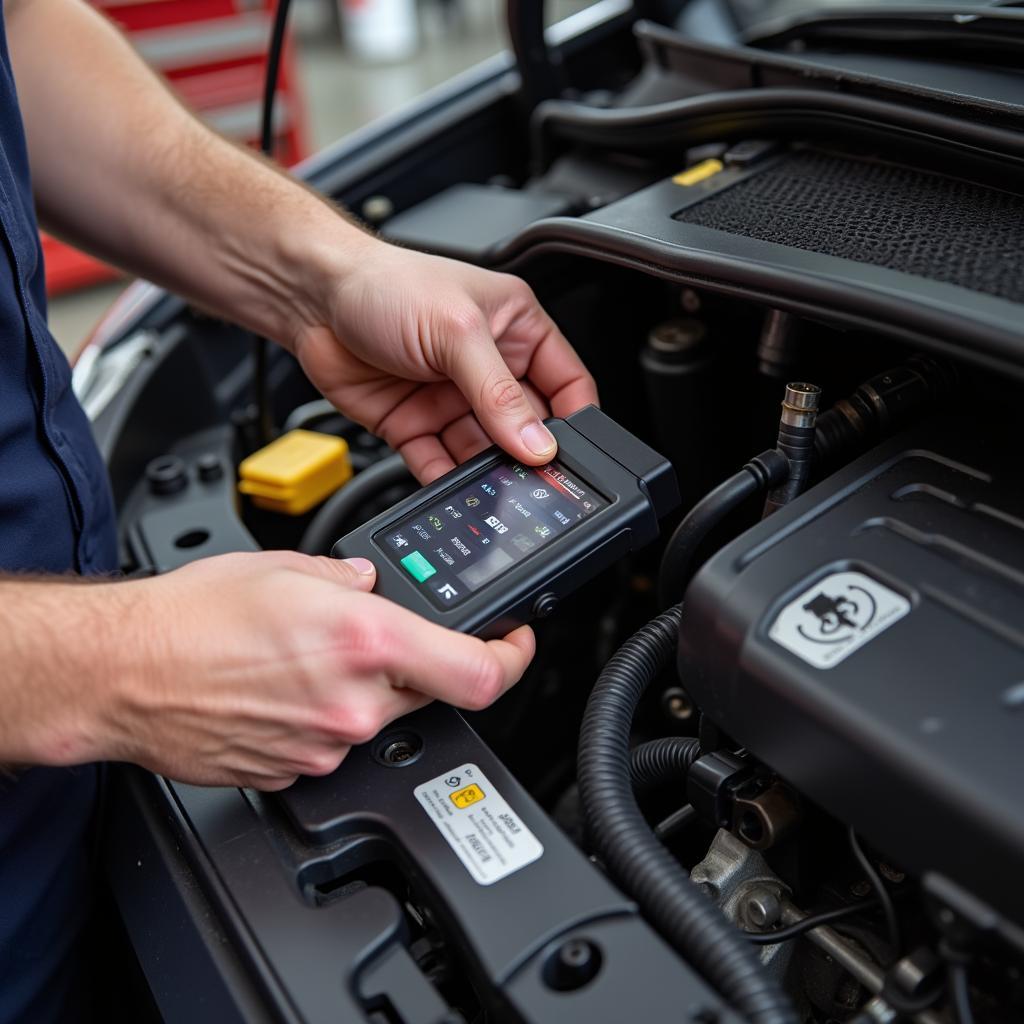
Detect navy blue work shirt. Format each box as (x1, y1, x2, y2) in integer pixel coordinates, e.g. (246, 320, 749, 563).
(0, 11, 119, 1024)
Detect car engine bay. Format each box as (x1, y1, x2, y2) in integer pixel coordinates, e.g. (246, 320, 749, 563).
(76, 4, 1024, 1022)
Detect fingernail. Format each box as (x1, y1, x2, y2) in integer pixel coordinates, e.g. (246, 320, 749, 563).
(344, 557, 376, 576)
(520, 421, 556, 458)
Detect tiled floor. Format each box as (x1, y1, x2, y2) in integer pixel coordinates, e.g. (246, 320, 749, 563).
(48, 0, 590, 356)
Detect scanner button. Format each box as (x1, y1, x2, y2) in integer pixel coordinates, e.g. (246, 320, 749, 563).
(400, 550, 436, 583)
(533, 593, 558, 619)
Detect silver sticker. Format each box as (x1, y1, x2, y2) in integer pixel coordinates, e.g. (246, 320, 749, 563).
(414, 763, 543, 885)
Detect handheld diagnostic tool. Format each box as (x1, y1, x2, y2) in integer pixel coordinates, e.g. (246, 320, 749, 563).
(332, 406, 679, 638)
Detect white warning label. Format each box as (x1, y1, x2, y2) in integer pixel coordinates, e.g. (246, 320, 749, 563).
(769, 570, 911, 670)
(414, 763, 543, 886)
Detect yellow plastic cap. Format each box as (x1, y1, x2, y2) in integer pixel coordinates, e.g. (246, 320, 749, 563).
(238, 429, 353, 516)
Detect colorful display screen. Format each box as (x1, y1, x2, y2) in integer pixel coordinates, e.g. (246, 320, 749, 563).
(374, 459, 606, 610)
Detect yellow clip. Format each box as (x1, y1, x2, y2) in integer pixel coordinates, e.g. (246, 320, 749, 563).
(672, 158, 725, 187)
(238, 429, 353, 516)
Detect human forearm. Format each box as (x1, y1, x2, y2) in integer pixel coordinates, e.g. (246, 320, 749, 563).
(6, 0, 356, 347)
(7, 0, 599, 479)
(0, 554, 532, 787)
(0, 577, 129, 766)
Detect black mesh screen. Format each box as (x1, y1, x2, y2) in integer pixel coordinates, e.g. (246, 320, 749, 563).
(675, 149, 1024, 304)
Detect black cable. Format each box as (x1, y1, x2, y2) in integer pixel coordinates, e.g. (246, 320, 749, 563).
(251, 0, 294, 446)
(299, 453, 412, 555)
(282, 398, 341, 433)
(745, 900, 878, 945)
(657, 450, 788, 607)
(848, 828, 901, 958)
(261, 0, 293, 159)
(578, 605, 797, 1024)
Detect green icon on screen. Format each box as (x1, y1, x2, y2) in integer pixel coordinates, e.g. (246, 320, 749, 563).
(400, 550, 436, 583)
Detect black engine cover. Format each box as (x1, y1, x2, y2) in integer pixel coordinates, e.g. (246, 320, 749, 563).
(678, 419, 1024, 924)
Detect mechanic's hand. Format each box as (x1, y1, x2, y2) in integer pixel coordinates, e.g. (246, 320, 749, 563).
(93, 551, 534, 790)
(292, 241, 599, 482)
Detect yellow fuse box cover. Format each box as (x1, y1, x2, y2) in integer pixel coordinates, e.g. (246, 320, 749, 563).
(238, 429, 353, 516)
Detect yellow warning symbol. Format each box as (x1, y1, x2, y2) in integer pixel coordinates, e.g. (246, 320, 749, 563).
(450, 783, 485, 809)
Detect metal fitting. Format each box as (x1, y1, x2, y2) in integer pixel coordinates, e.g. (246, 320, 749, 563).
(780, 382, 821, 420)
(690, 832, 793, 978)
(764, 381, 822, 516)
(733, 782, 801, 850)
(778, 901, 945, 1024)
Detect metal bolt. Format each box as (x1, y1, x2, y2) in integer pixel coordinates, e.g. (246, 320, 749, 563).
(382, 740, 416, 764)
(196, 452, 223, 483)
(544, 938, 602, 992)
(146, 455, 188, 496)
(744, 888, 782, 929)
(662, 686, 694, 721)
(559, 940, 593, 969)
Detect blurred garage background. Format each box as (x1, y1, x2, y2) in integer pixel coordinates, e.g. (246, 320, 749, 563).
(47, 0, 591, 356)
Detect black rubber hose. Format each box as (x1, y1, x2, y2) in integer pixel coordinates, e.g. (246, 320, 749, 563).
(260, 0, 293, 158)
(251, 0, 294, 446)
(506, 0, 566, 115)
(762, 383, 820, 516)
(299, 453, 412, 555)
(629, 737, 701, 790)
(578, 606, 797, 1024)
(813, 355, 957, 471)
(658, 450, 788, 608)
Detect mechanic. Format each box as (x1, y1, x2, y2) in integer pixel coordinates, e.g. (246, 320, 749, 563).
(0, 2, 597, 1020)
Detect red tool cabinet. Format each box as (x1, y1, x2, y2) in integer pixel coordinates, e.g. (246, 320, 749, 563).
(42, 0, 309, 295)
